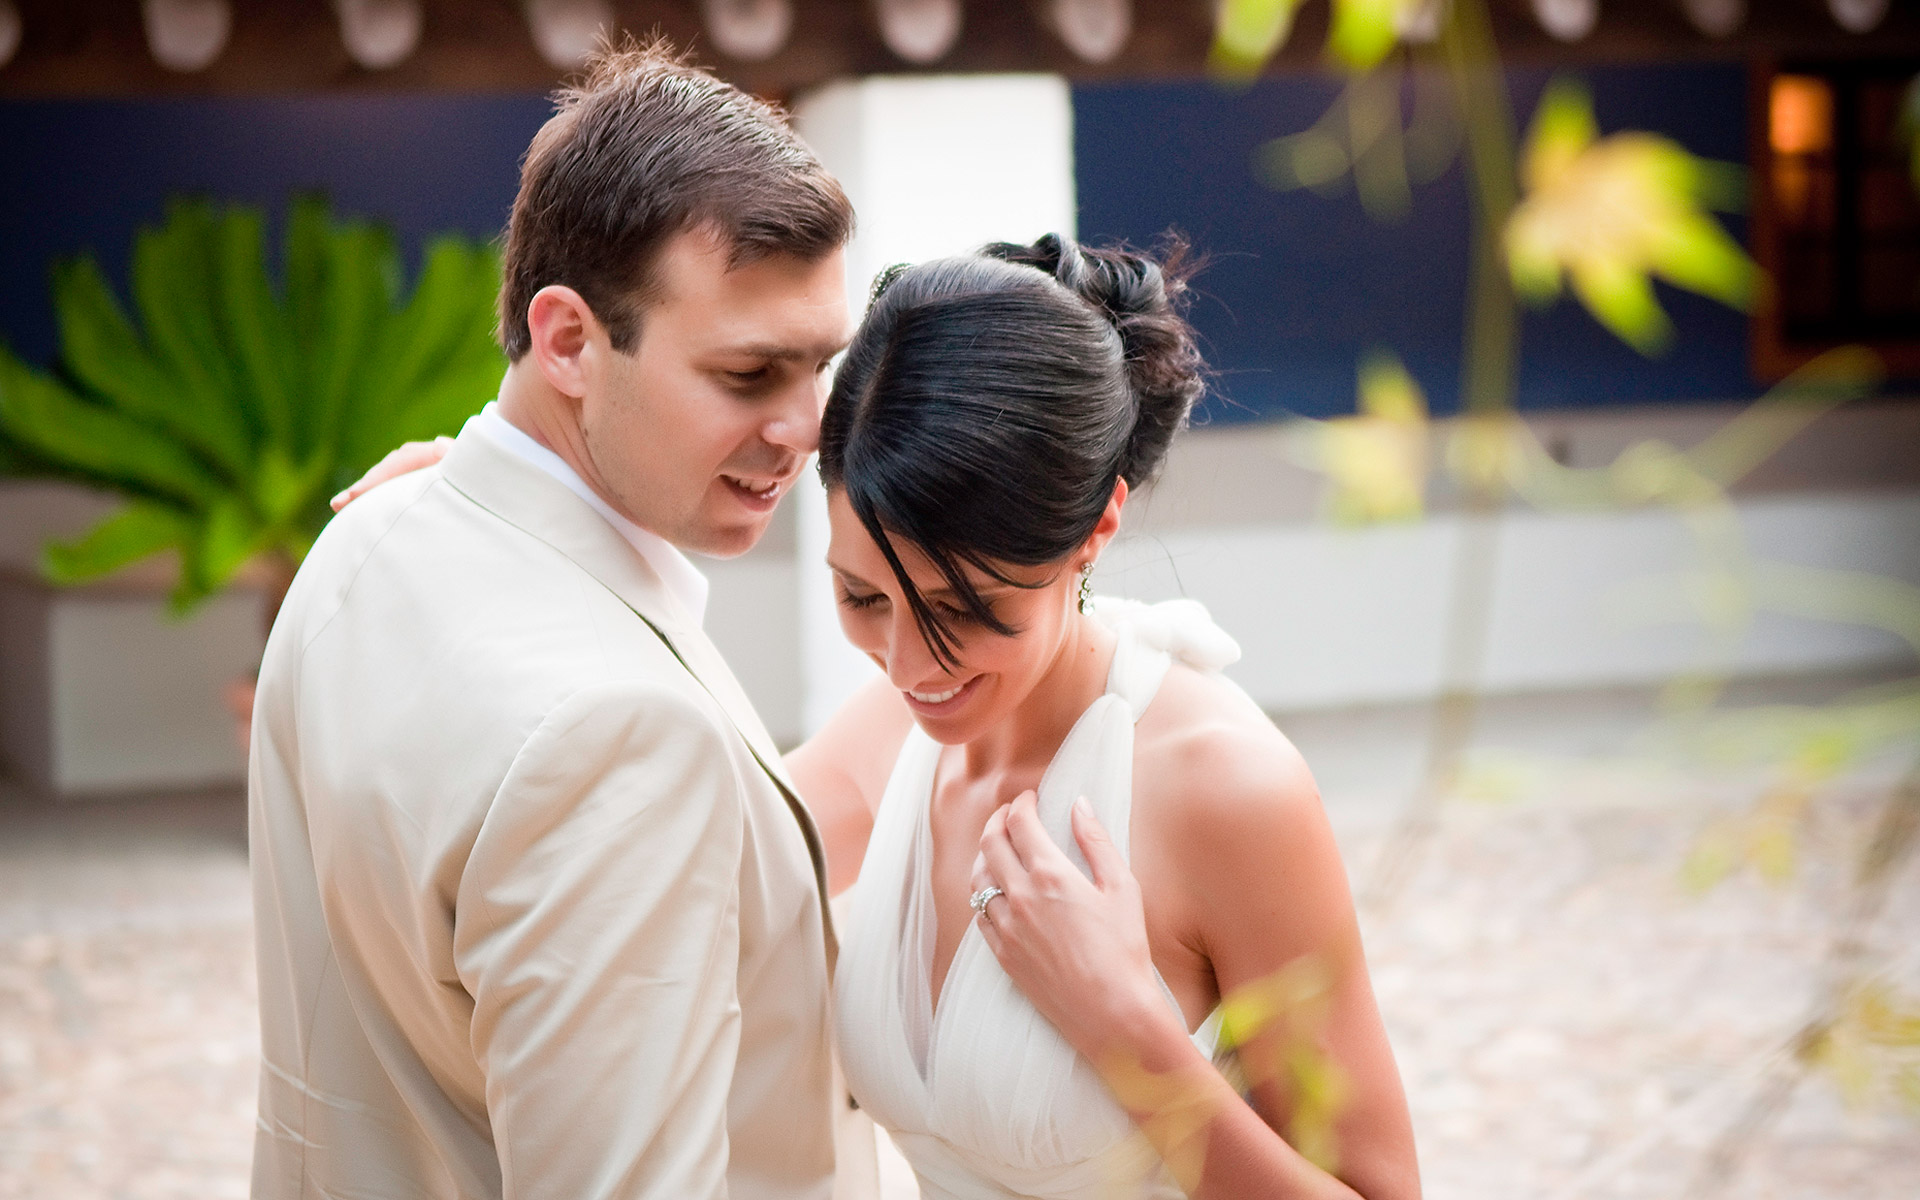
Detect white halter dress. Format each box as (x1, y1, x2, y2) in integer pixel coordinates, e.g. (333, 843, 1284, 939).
(834, 598, 1243, 1200)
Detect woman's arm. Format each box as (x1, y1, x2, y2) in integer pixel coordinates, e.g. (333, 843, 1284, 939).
(783, 674, 915, 895)
(971, 729, 1419, 1200)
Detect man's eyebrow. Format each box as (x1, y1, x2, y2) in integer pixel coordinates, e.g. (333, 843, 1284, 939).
(711, 338, 849, 362)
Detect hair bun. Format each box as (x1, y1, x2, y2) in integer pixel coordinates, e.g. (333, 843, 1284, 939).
(981, 233, 1205, 487)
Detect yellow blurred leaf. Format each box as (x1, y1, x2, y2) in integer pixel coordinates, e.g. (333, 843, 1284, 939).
(1358, 351, 1424, 422)
(1218, 954, 1334, 1051)
(1256, 128, 1352, 193)
(1896, 1067, 1920, 1112)
(1505, 77, 1757, 356)
(1521, 77, 1599, 192)
(1816, 1028, 1878, 1107)
(1805, 982, 1920, 1112)
(1681, 822, 1738, 893)
(1682, 568, 1752, 636)
(1328, 0, 1402, 71)
(1789, 728, 1861, 781)
(1313, 350, 1430, 524)
(1452, 751, 1539, 805)
(1853, 983, 1920, 1047)
(1748, 817, 1796, 884)
(1607, 439, 1698, 504)
(1568, 254, 1674, 354)
(1286, 1047, 1350, 1172)
(1444, 412, 1531, 495)
(1211, 0, 1302, 78)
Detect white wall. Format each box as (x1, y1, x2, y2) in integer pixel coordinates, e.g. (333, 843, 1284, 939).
(0, 484, 264, 796)
(789, 74, 1079, 736)
(1097, 489, 1920, 713)
(45, 588, 263, 793)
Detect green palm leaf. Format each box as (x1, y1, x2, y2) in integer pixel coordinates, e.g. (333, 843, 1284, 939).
(49, 258, 208, 456)
(42, 501, 194, 585)
(304, 220, 400, 453)
(0, 347, 227, 505)
(0, 194, 505, 613)
(216, 207, 300, 450)
(130, 199, 256, 467)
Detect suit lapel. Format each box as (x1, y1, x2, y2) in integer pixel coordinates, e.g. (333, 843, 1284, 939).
(440, 429, 834, 956)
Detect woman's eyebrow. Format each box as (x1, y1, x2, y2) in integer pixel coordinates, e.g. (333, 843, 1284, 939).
(828, 564, 1010, 602)
(828, 565, 876, 590)
(914, 582, 1014, 603)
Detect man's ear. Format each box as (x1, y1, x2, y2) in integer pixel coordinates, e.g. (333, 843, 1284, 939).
(525, 285, 599, 399)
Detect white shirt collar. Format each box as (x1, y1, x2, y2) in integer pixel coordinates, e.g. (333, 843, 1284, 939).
(467, 402, 709, 626)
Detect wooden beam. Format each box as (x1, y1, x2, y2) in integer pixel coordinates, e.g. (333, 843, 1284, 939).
(0, 0, 1914, 97)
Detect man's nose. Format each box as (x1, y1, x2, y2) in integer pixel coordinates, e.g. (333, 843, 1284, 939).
(763, 373, 825, 458)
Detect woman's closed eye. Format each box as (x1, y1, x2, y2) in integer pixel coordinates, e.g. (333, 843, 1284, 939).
(838, 587, 885, 611)
(837, 591, 985, 627)
(935, 601, 987, 627)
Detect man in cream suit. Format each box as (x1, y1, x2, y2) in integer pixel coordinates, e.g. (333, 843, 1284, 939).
(250, 45, 859, 1199)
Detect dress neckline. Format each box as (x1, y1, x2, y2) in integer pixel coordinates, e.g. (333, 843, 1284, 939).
(830, 597, 1245, 1198)
(920, 625, 1139, 1027)
(913, 610, 1202, 1069)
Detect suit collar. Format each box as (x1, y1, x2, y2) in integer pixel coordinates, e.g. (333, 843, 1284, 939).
(440, 428, 832, 956)
(439, 426, 812, 825)
(466, 403, 710, 625)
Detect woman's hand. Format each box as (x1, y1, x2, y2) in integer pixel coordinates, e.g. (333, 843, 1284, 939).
(975, 787, 1392, 1200)
(970, 792, 1183, 1063)
(330, 437, 454, 511)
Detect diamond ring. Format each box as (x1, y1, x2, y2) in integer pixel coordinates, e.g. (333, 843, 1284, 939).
(968, 885, 1004, 918)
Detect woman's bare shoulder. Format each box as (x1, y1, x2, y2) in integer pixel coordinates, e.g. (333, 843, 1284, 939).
(1134, 664, 1345, 942)
(1136, 663, 1319, 821)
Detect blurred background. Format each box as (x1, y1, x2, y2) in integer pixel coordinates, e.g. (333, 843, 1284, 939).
(1, 1, 1918, 1197)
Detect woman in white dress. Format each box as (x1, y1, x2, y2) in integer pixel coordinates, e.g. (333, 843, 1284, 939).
(337, 234, 1419, 1200)
(786, 236, 1419, 1200)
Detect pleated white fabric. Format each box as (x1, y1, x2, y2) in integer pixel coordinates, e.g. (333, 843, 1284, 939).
(834, 599, 1242, 1200)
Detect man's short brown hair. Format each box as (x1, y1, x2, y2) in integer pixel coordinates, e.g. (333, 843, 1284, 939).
(499, 39, 854, 361)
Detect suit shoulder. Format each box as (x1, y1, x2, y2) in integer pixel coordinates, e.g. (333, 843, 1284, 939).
(518, 677, 736, 755)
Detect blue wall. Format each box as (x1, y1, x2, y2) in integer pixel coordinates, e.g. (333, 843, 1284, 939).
(0, 93, 554, 367)
(1074, 62, 1755, 422)
(2, 66, 1754, 423)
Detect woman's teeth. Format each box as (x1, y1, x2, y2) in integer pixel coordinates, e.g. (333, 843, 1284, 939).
(910, 683, 964, 704)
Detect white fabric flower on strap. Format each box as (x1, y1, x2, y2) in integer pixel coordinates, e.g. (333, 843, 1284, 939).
(1087, 596, 1242, 673)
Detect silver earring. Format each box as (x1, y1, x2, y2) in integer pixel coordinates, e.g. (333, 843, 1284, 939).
(1077, 563, 1094, 614)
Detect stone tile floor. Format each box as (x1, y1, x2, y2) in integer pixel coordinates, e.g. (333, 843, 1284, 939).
(2, 675, 1917, 1199)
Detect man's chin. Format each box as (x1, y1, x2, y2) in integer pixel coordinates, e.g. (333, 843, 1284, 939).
(678, 510, 776, 560)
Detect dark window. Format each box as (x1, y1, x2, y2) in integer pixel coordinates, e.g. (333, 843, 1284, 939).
(1755, 60, 1920, 377)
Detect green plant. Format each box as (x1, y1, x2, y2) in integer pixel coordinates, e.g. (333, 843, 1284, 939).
(0, 194, 505, 611)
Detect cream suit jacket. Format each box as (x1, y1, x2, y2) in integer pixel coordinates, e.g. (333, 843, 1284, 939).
(250, 427, 839, 1200)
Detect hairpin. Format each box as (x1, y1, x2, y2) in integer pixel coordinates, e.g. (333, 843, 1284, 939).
(868, 262, 911, 306)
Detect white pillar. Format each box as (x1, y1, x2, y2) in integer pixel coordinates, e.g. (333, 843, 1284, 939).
(790, 75, 1078, 736)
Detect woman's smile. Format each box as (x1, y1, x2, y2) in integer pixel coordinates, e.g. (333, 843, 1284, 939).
(902, 673, 984, 716)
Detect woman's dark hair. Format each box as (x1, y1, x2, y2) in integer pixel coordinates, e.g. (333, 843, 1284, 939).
(817, 233, 1205, 668)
